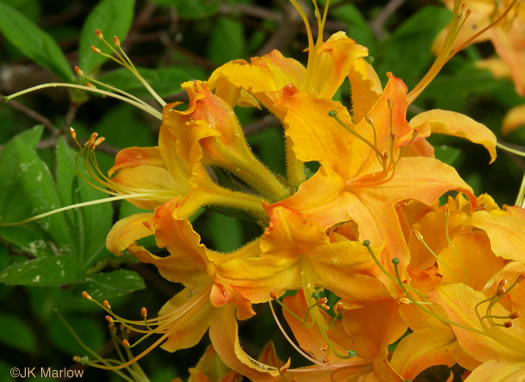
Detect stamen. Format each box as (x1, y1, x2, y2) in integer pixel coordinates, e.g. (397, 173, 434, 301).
(413, 229, 460, 281)
(268, 300, 326, 367)
(122, 339, 130, 348)
(5, 83, 162, 119)
(328, 110, 384, 166)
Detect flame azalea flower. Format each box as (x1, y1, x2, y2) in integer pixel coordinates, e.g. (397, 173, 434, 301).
(105, 79, 281, 220)
(267, 68, 496, 296)
(405, 194, 525, 286)
(429, 263, 525, 381)
(207, 0, 368, 187)
(269, 291, 407, 381)
(215, 204, 389, 306)
(103, 199, 291, 378)
(434, 0, 525, 95)
(388, 196, 525, 379)
(208, 1, 368, 110)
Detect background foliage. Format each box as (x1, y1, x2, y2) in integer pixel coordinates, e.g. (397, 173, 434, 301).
(0, 0, 523, 380)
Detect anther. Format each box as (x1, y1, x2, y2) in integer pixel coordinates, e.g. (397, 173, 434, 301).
(122, 339, 130, 347)
(328, 110, 337, 117)
(320, 344, 328, 352)
(96, 29, 103, 40)
(322, 357, 329, 363)
(320, 303, 330, 311)
(334, 302, 344, 314)
(85, 82, 96, 88)
(113, 36, 121, 47)
(518, 274, 525, 283)
(73, 355, 89, 365)
(504, 321, 514, 328)
(103, 300, 111, 309)
(510, 311, 520, 319)
(94, 137, 105, 147)
(141, 307, 147, 318)
(270, 291, 279, 300)
(498, 287, 507, 296)
(413, 229, 424, 241)
(74, 66, 84, 76)
(90, 45, 102, 54)
(317, 297, 328, 306)
(81, 291, 92, 300)
(347, 350, 356, 357)
(105, 315, 114, 323)
(69, 127, 76, 139)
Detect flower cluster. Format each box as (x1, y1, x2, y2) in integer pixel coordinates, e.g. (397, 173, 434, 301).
(41, 0, 525, 381)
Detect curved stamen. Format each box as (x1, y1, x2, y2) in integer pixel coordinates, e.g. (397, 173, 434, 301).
(5, 83, 162, 120)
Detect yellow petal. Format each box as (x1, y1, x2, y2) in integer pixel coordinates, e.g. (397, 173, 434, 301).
(438, 230, 505, 290)
(347, 58, 382, 124)
(341, 300, 407, 360)
(390, 328, 457, 380)
(430, 283, 522, 362)
(466, 360, 525, 382)
(208, 50, 306, 111)
(278, 90, 356, 179)
(105, 213, 153, 255)
(468, 210, 525, 262)
(409, 109, 497, 163)
(209, 305, 289, 379)
(309, 32, 368, 99)
(125, 200, 209, 286)
(490, 25, 525, 96)
(109, 146, 165, 177)
(159, 287, 214, 352)
(503, 104, 525, 135)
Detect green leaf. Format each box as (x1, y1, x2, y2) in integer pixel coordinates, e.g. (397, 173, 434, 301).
(151, 0, 219, 18)
(0, 255, 84, 286)
(434, 145, 463, 166)
(0, 2, 73, 81)
(0, 313, 37, 353)
(78, 0, 135, 75)
(74, 269, 145, 300)
(55, 138, 113, 268)
(0, 127, 74, 255)
(98, 67, 201, 99)
(95, 104, 155, 148)
(208, 17, 245, 65)
(330, 3, 376, 56)
(377, 6, 451, 87)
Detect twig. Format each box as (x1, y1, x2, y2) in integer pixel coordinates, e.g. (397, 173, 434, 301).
(370, 0, 406, 40)
(244, 115, 280, 135)
(257, 1, 302, 55)
(3, 97, 60, 135)
(219, 3, 282, 22)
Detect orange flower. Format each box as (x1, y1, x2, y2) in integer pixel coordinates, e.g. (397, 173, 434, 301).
(102, 199, 290, 378)
(435, 0, 525, 95)
(389, 196, 525, 380)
